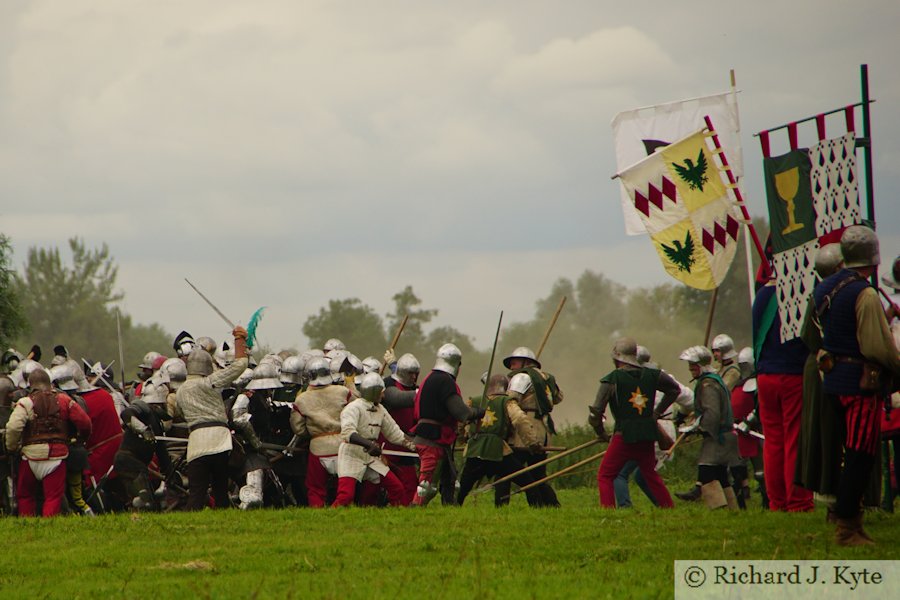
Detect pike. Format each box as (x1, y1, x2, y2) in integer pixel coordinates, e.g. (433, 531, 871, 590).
(535, 296, 566, 359)
(185, 278, 236, 329)
(479, 311, 504, 407)
(380, 314, 409, 375)
(507, 448, 607, 498)
(473, 437, 602, 494)
(115, 307, 126, 394)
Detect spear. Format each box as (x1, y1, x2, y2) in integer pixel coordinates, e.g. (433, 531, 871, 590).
(479, 311, 504, 404)
(473, 437, 602, 494)
(535, 296, 566, 359)
(508, 448, 607, 497)
(380, 314, 409, 375)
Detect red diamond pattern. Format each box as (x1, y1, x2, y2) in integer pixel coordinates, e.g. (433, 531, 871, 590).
(633, 176, 677, 217)
(700, 214, 740, 255)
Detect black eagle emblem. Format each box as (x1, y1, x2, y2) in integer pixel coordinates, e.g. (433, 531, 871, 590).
(672, 149, 709, 192)
(661, 231, 696, 273)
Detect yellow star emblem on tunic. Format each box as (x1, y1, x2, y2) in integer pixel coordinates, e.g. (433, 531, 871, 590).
(480, 408, 497, 428)
(628, 387, 648, 415)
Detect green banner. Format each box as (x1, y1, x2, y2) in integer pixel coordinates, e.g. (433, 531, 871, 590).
(763, 149, 816, 253)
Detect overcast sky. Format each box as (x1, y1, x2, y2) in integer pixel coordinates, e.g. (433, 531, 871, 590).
(2, 0, 898, 354)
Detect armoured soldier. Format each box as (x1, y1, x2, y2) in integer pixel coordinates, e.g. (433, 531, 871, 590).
(72, 366, 123, 501)
(591, 338, 680, 509)
(135, 351, 163, 398)
(115, 373, 175, 511)
(231, 363, 282, 509)
(677, 346, 741, 509)
(333, 373, 417, 507)
(411, 343, 484, 507)
(173, 331, 196, 359)
(732, 347, 767, 508)
(269, 355, 308, 505)
(379, 353, 421, 504)
(457, 374, 551, 507)
(880, 254, 900, 512)
(0, 376, 16, 514)
(712, 334, 742, 392)
(5, 369, 92, 517)
(48, 364, 93, 515)
(814, 226, 900, 545)
(290, 357, 353, 507)
(495, 346, 562, 508)
(175, 326, 250, 510)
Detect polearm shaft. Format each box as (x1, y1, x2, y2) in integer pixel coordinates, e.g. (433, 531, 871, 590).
(473, 437, 602, 494)
(535, 296, 566, 359)
(185, 278, 236, 329)
(480, 311, 504, 402)
(380, 314, 409, 375)
(115, 307, 126, 394)
(509, 449, 607, 496)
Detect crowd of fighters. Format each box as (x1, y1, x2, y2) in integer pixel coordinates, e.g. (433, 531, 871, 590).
(1, 225, 898, 548)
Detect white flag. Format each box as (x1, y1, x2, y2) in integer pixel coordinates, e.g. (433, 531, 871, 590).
(612, 92, 742, 235)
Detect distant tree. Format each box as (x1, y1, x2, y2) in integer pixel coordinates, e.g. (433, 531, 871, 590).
(13, 238, 171, 382)
(0, 234, 28, 350)
(386, 285, 438, 358)
(302, 298, 387, 357)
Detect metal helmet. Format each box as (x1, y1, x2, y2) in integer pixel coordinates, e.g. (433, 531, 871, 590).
(246, 363, 283, 390)
(151, 355, 168, 372)
(486, 373, 509, 396)
(196, 336, 217, 354)
(815, 243, 843, 279)
(280, 356, 304, 384)
(0, 375, 16, 405)
(611, 337, 641, 367)
(679, 345, 713, 367)
(840, 225, 880, 268)
(186, 348, 214, 377)
(72, 365, 97, 393)
(323, 338, 346, 353)
(139, 351, 162, 370)
(711, 334, 737, 361)
(502, 346, 541, 370)
(358, 372, 385, 404)
(214, 343, 235, 369)
(395, 353, 420, 387)
(259, 353, 284, 370)
(433, 343, 462, 376)
(159, 357, 187, 390)
(635, 345, 651, 366)
(141, 379, 167, 405)
(361, 356, 382, 374)
(737, 346, 755, 380)
(50, 364, 78, 392)
(50, 354, 67, 367)
(2, 348, 23, 370)
(881, 255, 900, 291)
(306, 357, 333, 387)
(173, 330, 196, 358)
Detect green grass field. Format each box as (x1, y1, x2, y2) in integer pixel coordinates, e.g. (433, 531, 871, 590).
(2, 484, 897, 600)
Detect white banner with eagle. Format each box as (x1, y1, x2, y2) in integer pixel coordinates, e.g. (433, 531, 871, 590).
(616, 128, 741, 290)
(611, 92, 742, 235)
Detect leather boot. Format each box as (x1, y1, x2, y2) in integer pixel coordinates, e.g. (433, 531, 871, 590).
(851, 513, 875, 543)
(835, 518, 874, 546)
(675, 485, 701, 501)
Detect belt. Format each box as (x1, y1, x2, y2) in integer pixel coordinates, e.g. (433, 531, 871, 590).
(834, 356, 865, 364)
(189, 421, 228, 432)
(418, 418, 443, 426)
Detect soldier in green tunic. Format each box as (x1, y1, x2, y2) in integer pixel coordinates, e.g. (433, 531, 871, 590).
(456, 374, 551, 507)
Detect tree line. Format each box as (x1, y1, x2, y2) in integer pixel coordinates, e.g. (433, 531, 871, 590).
(1, 223, 766, 425)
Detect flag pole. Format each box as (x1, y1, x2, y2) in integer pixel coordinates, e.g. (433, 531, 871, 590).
(704, 115, 771, 280)
(729, 68, 757, 306)
(704, 287, 719, 346)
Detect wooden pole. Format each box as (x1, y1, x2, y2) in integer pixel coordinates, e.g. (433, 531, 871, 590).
(510, 449, 607, 496)
(535, 296, 567, 359)
(379, 314, 409, 375)
(472, 437, 602, 494)
(703, 287, 719, 346)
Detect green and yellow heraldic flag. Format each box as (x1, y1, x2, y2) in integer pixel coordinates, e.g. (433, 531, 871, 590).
(763, 149, 816, 254)
(617, 129, 740, 290)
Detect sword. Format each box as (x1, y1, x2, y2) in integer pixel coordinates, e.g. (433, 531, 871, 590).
(81, 358, 119, 395)
(85, 465, 115, 510)
(184, 278, 236, 329)
(734, 424, 765, 440)
(382, 449, 418, 458)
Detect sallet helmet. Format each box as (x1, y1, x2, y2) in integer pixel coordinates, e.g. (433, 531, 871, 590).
(246, 363, 284, 390)
(433, 343, 462, 377)
(711, 334, 737, 361)
(358, 372, 385, 404)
